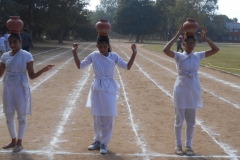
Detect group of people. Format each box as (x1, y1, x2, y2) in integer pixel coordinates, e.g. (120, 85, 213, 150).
(0, 29, 33, 55)
(0, 24, 219, 156)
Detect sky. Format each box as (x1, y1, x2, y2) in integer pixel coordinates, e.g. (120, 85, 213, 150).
(87, 0, 240, 22)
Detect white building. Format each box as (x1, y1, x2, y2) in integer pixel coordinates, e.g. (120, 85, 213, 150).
(225, 22, 240, 42)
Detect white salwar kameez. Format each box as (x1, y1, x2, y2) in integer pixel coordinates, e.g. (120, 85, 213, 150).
(1, 49, 33, 139)
(80, 51, 128, 145)
(173, 51, 205, 147)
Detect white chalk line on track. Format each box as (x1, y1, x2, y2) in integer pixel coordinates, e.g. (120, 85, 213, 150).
(127, 46, 240, 109)
(32, 45, 68, 56)
(138, 47, 240, 90)
(115, 45, 238, 160)
(116, 68, 149, 159)
(0, 149, 240, 159)
(45, 66, 91, 159)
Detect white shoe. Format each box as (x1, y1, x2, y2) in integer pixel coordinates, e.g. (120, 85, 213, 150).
(186, 146, 194, 156)
(88, 141, 100, 150)
(100, 144, 107, 154)
(175, 146, 183, 155)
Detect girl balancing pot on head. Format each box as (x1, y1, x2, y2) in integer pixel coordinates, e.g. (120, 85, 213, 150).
(163, 20, 219, 156)
(71, 20, 137, 154)
(0, 16, 54, 152)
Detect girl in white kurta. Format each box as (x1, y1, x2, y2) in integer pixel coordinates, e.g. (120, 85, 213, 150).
(163, 25, 219, 156)
(0, 33, 54, 152)
(72, 36, 137, 154)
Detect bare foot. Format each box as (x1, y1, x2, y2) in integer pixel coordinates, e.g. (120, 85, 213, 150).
(3, 142, 16, 149)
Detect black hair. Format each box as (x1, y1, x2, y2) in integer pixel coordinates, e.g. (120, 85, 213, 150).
(183, 36, 196, 42)
(23, 28, 27, 32)
(97, 36, 111, 52)
(8, 33, 22, 41)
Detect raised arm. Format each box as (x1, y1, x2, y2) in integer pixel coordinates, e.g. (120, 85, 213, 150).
(163, 25, 183, 58)
(72, 43, 81, 69)
(127, 44, 137, 70)
(27, 62, 54, 80)
(200, 26, 220, 57)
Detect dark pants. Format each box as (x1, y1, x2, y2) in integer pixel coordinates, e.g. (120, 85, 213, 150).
(22, 46, 30, 52)
(177, 46, 183, 52)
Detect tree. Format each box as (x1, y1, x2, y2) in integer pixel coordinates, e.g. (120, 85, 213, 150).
(0, 0, 24, 31)
(113, 0, 158, 42)
(38, 0, 88, 43)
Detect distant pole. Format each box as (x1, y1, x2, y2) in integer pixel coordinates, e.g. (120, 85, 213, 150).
(167, 26, 170, 42)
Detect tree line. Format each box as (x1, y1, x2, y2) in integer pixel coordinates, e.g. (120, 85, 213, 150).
(0, 0, 238, 43)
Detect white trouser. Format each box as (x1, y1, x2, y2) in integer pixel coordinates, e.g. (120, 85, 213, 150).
(0, 45, 6, 53)
(93, 115, 114, 145)
(5, 112, 27, 139)
(174, 108, 196, 147)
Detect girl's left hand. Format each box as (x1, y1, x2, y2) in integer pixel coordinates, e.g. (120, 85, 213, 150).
(200, 25, 207, 38)
(131, 44, 137, 54)
(42, 65, 54, 72)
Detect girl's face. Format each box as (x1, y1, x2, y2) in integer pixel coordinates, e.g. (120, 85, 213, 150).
(96, 43, 109, 55)
(183, 39, 196, 54)
(8, 37, 22, 52)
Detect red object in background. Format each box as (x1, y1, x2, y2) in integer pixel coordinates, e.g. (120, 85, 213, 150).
(95, 20, 111, 37)
(6, 16, 24, 34)
(183, 18, 198, 36)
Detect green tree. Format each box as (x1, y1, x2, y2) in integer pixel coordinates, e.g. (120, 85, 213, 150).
(113, 0, 157, 42)
(0, 0, 24, 31)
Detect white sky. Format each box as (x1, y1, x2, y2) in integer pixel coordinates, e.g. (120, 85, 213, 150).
(87, 0, 240, 22)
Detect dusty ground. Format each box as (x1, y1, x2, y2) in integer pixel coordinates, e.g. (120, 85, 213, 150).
(0, 40, 239, 160)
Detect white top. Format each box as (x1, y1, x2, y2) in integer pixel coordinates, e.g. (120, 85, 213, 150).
(1, 49, 33, 114)
(173, 51, 205, 109)
(80, 51, 128, 116)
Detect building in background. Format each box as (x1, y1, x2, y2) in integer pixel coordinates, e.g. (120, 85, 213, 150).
(225, 22, 240, 42)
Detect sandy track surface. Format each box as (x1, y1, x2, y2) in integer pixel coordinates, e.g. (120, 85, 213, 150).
(0, 40, 239, 160)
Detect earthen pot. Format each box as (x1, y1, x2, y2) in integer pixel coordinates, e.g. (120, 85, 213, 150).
(95, 20, 111, 36)
(6, 16, 24, 34)
(183, 18, 198, 36)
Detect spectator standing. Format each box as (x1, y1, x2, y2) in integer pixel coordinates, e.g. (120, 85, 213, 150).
(21, 28, 33, 52)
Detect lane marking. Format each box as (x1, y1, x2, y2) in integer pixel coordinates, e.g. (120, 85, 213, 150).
(116, 68, 149, 159)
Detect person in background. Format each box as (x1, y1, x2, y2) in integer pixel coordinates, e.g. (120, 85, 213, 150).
(4, 31, 10, 52)
(21, 28, 33, 52)
(176, 36, 183, 52)
(0, 32, 6, 54)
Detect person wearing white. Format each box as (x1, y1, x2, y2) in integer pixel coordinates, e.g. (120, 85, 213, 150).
(4, 31, 11, 51)
(0, 33, 54, 152)
(72, 36, 137, 154)
(163, 25, 219, 156)
(0, 33, 6, 54)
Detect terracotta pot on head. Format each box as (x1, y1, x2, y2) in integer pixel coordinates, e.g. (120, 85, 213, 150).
(6, 16, 24, 34)
(183, 18, 198, 36)
(95, 20, 111, 37)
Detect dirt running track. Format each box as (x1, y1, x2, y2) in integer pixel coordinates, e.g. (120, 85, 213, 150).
(0, 40, 239, 160)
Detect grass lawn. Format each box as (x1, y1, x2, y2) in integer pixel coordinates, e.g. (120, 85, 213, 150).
(143, 43, 240, 75)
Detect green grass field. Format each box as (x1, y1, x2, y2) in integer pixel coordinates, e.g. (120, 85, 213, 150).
(143, 43, 240, 75)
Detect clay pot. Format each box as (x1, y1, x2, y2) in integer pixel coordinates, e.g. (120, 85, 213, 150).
(183, 18, 198, 36)
(6, 16, 24, 34)
(95, 20, 111, 36)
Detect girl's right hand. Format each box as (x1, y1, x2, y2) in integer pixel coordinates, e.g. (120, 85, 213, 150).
(72, 43, 78, 51)
(177, 25, 183, 36)
(131, 44, 137, 54)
